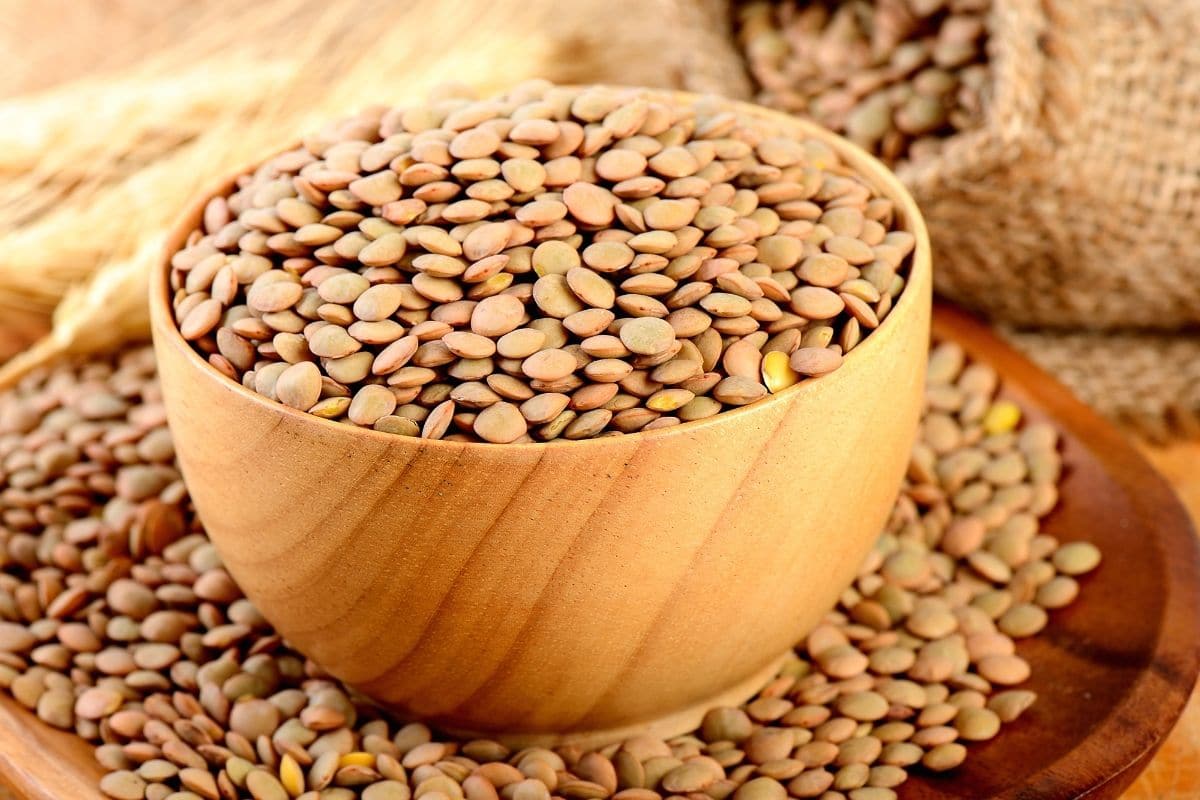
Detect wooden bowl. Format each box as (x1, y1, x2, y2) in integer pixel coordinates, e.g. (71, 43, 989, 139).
(149, 92, 932, 747)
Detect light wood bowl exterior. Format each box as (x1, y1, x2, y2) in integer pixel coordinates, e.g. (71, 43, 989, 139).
(149, 92, 932, 747)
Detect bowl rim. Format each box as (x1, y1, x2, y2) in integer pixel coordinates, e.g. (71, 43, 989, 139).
(150, 88, 932, 452)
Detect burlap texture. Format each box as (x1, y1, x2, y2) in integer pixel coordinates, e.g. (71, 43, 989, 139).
(899, 0, 1200, 438)
(1005, 329, 1200, 443)
(898, 0, 1200, 331)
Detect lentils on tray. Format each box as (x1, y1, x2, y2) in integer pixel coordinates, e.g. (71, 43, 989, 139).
(167, 81, 914, 443)
(0, 341, 1098, 799)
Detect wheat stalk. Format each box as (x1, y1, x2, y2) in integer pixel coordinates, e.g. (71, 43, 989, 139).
(0, 0, 746, 385)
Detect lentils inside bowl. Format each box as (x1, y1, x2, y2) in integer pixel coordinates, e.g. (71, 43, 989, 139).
(167, 82, 915, 444)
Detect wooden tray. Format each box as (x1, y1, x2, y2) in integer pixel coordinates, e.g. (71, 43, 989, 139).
(0, 304, 1196, 800)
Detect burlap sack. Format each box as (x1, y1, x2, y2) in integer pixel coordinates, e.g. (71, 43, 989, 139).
(897, 0, 1200, 439)
(899, 0, 1200, 332)
(714, 0, 1200, 438)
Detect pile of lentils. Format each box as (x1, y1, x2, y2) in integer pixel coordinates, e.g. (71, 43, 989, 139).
(0, 341, 1100, 800)
(738, 0, 990, 164)
(167, 81, 914, 444)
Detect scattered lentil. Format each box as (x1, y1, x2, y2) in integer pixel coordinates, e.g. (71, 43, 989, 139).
(0, 340, 1098, 800)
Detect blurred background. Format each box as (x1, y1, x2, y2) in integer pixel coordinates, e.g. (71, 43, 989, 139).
(0, 1, 1197, 792)
(2, 0, 1197, 440)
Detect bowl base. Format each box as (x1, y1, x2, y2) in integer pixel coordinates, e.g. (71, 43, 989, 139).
(435, 651, 790, 750)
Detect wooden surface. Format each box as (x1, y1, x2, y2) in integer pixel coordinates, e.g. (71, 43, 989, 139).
(909, 307, 1200, 799)
(149, 95, 934, 744)
(1121, 439, 1200, 799)
(0, 309, 1196, 796)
